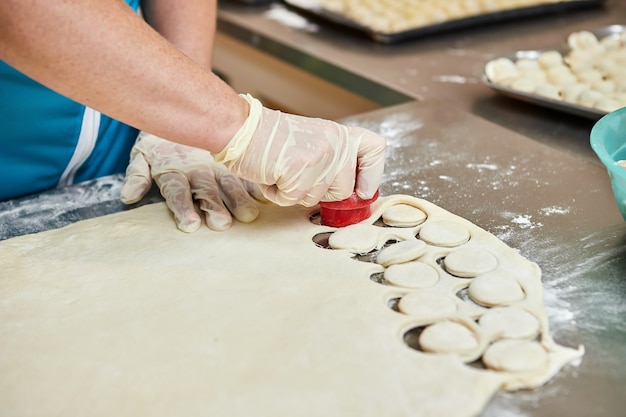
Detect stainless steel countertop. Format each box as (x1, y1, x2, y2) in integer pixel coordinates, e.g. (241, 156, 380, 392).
(217, 0, 625, 166)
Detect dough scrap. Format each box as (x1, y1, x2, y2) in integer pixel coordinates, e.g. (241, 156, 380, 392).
(0, 194, 584, 417)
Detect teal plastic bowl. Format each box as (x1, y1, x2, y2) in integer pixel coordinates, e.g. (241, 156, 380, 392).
(590, 107, 626, 221)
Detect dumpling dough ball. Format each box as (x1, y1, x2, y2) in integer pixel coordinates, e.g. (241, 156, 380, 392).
(537, 50, 564, 69)
(485, 58, 520, 84)
(600, 34, 621, 51)
(534, 83, 561, 100)
(382, 204, 427, 227)
(479, 306, 540, 340)
(468, 271, 525, 306)
(376, 239, 427, 267)
(443, 247, 498, 278)
(562, 83, 587, 103)
(593, 97, 622, 113)
(515, 58, 541, 73)
(546, 65, 576, 86)
(328, 224, 379, 253)
(592, 79, 616, 95)
(419, 220, 470, 247)
(565, 49, 594, 72)
(576, 69, 603, 85)
(577, 89, 603, 107)
(418, 321, 479, 354)
(568, 30, 601, 52)
(384, 262, 439, 289)
(510, 77, 538, 93)
(483, 340, 549, 373)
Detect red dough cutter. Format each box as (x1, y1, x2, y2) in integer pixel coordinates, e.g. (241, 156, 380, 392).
(319, 190, 379, 228)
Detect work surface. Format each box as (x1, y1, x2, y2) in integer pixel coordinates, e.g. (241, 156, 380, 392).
(1, 100, 625, 416)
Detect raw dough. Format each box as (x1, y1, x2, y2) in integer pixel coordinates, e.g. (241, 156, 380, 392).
(443, 247, 498, 278)
(382, 203, 427, 227)
(0, 194, 584, 417)
(483, 340, 549, 373)
(418, 219, 470, 247)
(375, 239, 427, 267)
(384, 262, 439, 289)
(468, 272, 525, 307)
(418, 320, 479, 354)
(478, 306, 540, 340)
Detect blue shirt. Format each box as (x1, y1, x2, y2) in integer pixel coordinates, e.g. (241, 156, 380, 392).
(0, 0, 142, 201)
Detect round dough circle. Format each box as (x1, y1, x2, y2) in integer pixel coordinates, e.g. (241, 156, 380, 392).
(479, 307, 540, 340)
(376, 239, 427, 267)
(382, 204, 427, 227)
(418, 220, 470, 247)
(419, 321, 479, 354)
(468, 272, 525, 306)
(443, 247, 498, 278)
(328, 224, 379, 253)
(483, 340, 549, 373)
(398, 291, 457, 320)
(384, 262, 439, 289)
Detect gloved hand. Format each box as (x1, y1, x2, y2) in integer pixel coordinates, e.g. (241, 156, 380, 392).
(120, 132, 260, 232)
(213, 94, 386, 207)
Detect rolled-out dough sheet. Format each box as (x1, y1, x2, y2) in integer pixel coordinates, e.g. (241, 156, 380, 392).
(0, 195, 582, 417)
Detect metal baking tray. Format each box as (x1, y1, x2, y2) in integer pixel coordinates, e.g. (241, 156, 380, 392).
(483, 25, 626, 120)
(282, 0, 605, 44)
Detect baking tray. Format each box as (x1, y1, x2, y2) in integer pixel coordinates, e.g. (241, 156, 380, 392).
(282, 0, 605, 44)
(483, 25, 626, 120)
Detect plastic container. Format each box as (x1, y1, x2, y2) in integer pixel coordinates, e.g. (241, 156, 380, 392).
(590, 106, 626, 221)
(319, 190, 379, 228)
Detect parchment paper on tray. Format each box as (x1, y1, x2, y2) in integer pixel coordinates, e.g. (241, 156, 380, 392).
(283, 0, 604, 44)
(484, 25, 626, 120)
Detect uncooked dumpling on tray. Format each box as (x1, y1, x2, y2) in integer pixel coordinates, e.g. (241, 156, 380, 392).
(0, 194, 583, 416)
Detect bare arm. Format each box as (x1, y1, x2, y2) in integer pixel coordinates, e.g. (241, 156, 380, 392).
(0, 0, 245, 152)
(140, 0, 217, 69)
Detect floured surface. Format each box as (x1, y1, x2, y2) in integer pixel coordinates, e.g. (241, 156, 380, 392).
(0, 195, 582, 417)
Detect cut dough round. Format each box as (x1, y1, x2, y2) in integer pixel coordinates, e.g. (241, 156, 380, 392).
(382, 204, 427, 227)
(419, 321, 479, 354)
(483, 340, 549, 373)
(443, 247, 498, 278)
(398, 291, 457, 320)
(328, 224, 379, 253)
(478, 307, 540, 340)
(376, 239, 427, 267)
(419, 220, 470, 247)
(384, 262, 439, 289)
(468, 272, 525, 306)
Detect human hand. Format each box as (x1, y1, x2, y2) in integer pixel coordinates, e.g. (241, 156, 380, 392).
(120, 132, 260, 232)
(213, 94, 386, 207)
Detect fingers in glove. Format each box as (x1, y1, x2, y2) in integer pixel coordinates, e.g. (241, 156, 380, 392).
(189, 169, 235, 231)
(243, 180, 270, 203)
(352, 127, 386, 200)
(120, 152, 152, 204)
(213, 165, 259, 223)
(156, 172, 202, 233)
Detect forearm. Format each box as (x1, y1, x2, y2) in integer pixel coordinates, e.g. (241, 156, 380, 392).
(140, 0, 217, 69)
(0, 0, 244, 152)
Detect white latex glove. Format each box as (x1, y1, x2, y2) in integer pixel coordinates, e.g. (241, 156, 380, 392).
(120, 132, 260, 232)
(213, 94, 386, 207)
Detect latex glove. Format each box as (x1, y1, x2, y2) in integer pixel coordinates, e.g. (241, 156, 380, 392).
(120, 132, 260, 232)
(213, 94, 386, 207)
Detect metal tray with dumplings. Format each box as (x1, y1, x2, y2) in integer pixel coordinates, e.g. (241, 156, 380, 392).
(483, 25, 626, 120)
(283, 0, 604, 44)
